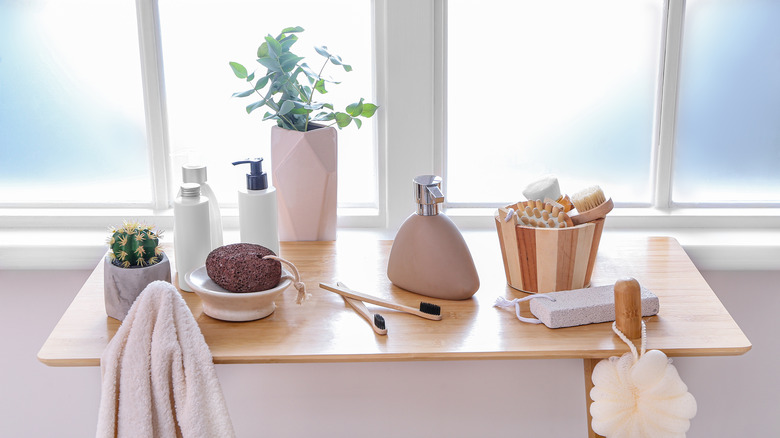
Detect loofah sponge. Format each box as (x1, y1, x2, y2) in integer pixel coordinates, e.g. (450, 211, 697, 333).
(590, 322, 697, 437)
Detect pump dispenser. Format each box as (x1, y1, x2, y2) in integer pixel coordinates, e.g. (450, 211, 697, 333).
(232, 158, 280, 255)
(181, 164, 223, 249)
(387, 175, 480, 300)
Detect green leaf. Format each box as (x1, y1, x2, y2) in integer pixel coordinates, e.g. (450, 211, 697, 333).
(280, 26, 304, 34)
(262, 111, 276, 121)
(279, 53, 303, 72)
(257, 42, 269, 58)
(232, 89, 255, 98)
(360, 103, 378, 117)
(314, 79, 327, 94)
(290, 107, 312, 115)
(278, 100, 295, 116)
(342, 64, 353, 72)
(299, 85, 312, 101)
(265, 35, 283, 58)
(257, 56, 281, 72)
(279, 34, 299, 51)
(313, 112, 336, 122)
(229, 62, 247, 79)
(334, 112, 352, 128)
(346, 98, 364, 117)
(323, 103, 334, 110)
(354, 118, 362, 129)
(246, 72, 255, 82)
(254, 75, 270, 90)
(315, 45, 331, 58)
(328, 55, 342, 66)
(246, 99, 267, 114)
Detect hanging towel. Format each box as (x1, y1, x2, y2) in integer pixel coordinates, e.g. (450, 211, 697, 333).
(97, 280, 235, 438)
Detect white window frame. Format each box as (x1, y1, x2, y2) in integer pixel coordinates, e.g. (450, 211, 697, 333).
(1, 0, 778, 270)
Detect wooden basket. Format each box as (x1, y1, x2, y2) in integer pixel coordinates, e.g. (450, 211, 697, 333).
(494, 204, 605, 293)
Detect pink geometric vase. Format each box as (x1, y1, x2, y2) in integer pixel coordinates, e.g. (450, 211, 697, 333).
(270, 124, 337, 241)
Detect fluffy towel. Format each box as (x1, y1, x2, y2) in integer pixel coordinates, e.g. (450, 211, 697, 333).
(97, 280, 235, 438)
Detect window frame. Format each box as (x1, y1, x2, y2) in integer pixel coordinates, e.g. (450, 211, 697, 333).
(1, 0, 779, 270)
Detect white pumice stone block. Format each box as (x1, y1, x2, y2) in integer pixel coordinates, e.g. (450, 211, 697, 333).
(529, 284, 659, 329)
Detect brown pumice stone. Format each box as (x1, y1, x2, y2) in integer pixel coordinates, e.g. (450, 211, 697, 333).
(205, 243, 281, 293)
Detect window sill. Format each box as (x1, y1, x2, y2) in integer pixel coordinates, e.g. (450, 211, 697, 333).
(1, 207, 777, 270)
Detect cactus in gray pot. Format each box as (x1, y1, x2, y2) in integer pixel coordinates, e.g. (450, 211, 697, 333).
(107, 221, 164, 268)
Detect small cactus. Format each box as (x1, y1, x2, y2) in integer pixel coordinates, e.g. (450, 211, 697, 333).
(107, 221, 164, 268)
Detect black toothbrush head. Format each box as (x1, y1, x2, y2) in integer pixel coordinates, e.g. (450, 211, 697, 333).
(419, 302, 441, 316)
(373, 313, 386, 330)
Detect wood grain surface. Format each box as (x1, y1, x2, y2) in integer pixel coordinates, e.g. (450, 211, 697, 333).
(38, 234, 752, 367)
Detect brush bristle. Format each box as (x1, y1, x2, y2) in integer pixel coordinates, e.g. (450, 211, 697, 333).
(373, 314, 386, 330)
(571, 185, 606, 213)
(419, 302, 441, 316)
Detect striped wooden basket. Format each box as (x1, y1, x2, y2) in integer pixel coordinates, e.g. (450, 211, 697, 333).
(495, 205, 605, 293)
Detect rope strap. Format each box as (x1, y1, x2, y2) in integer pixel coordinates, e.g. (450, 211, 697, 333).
(611, 320, 647, 362)
(263, 255, 310, 304)
(494, 295, 556, 324)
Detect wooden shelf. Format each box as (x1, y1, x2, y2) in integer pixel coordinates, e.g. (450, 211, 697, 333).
(38, 234, 750, 367)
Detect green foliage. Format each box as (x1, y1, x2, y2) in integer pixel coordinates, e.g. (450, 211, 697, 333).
(107, 221, 164, 268)
(229, 26, 378, 132)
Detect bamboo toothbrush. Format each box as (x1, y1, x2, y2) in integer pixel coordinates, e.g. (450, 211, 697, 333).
(338, 283, 387, 335)
(319, 282, 442, 321)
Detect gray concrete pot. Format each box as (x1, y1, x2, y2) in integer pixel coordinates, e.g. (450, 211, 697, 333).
(103, 253, 172, 321)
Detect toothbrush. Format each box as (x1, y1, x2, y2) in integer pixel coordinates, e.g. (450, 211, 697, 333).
(338, 283, 387, 335)
(319, 282, 442, 321)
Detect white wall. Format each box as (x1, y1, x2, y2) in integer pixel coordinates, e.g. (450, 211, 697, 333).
(1, 268, 777, 437)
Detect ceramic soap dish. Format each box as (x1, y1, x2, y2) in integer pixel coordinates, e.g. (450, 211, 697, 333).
(185, 266, 293, 322)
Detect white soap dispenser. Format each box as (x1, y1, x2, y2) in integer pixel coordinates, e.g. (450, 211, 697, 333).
(232, 158, 280, 255)
(181, 164, 223, 249)
(174, 182, 212, 292)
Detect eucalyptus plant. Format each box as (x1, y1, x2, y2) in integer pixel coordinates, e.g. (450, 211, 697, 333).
(229, 26, 377, 132)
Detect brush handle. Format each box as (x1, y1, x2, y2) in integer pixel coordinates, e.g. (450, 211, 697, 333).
(319, 282, 442, 321)
(570, 198, 614, 225)
(614, 277, 642, 339)
(338, 281, 387, 335)
(342, 296, 388, 335)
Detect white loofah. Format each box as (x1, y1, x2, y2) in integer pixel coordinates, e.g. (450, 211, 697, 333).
(590, 322, 697, 438)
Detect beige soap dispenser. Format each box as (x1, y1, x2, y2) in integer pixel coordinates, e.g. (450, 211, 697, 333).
(387, 175, 480, 300)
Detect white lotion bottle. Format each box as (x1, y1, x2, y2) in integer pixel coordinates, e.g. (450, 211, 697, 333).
(232, 158, 280, 255)
(181, 164, 223, 249)
(174, 182, 212, 292)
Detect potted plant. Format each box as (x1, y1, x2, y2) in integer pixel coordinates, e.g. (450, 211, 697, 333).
(229, 26, 377, 241)
(103, 221, 171, 321)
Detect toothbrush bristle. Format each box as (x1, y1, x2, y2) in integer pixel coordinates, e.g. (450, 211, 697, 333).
(373, 314, 386, 330)
(419, 302, 441, 316)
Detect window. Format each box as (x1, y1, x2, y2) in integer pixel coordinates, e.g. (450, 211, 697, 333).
(0, 0, 150, 205)
(444, 0, 780, 209)
(446, 0, 664, 207)
(672, 0, 780, 205)
(2, 0, 778, 233)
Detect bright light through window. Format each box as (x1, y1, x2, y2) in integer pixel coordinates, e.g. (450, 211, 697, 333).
(0, 0, 150, 205)
(447, 0, 663, 206)
(673, 0, 780, 205)
(158, 0, 376, 209)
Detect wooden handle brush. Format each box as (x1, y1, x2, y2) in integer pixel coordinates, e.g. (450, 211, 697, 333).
(338, 282, 387, 335)
(319, 282, 442, 321)
(569, 186, 614, 225)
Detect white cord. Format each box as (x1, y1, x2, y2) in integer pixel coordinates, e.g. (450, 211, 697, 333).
(611, 320, 647, 362)
(494, 295, 556, 324)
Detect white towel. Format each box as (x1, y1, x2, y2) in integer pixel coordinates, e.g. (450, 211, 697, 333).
(97, 280, 235, 438)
